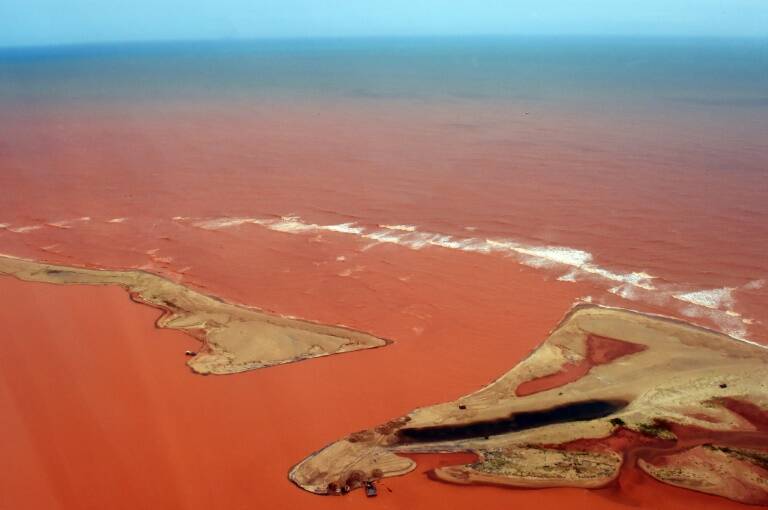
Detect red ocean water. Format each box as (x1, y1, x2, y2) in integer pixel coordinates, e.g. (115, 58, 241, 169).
(1, 98, 766, 340)
(0, 38, 766, 509)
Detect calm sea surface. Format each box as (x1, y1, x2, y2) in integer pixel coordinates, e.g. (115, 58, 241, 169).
(1, 37, 767, 104)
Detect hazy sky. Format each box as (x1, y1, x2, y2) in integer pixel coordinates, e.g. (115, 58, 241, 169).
(1, 0, 767, 47)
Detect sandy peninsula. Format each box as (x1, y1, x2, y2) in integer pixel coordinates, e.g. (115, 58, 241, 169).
(290, 304, 768, 505)
(0, 254, 389, 374)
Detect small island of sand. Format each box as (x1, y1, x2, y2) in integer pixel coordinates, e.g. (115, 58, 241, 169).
(290, 305, 768, 505)
(0, 254, 389, 374)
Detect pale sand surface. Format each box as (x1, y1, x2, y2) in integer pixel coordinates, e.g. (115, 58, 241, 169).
(291, 305, 768, 504)
(0, 254, 388, 374)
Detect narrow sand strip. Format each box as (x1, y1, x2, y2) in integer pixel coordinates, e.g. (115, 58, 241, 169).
(0, 254, 389, 374)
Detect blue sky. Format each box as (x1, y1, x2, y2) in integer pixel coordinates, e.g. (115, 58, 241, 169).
(1, 0, 767, 47)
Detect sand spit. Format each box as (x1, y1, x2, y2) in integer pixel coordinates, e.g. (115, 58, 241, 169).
(290, 305, 768, 504)
(0, 254, 388, 374)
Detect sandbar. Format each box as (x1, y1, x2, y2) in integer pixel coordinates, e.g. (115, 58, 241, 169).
(0, 254, 389, 374)
(290, 305, 768, 504)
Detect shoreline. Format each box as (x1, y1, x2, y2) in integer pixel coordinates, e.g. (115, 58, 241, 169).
(0, 253, 389, 374)
(0, 257, 757, 509)
(291, 305, 768, 504)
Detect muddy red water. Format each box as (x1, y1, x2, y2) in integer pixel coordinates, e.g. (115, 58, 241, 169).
(1, 39, 767, 510)
(515, 335, 648, 397)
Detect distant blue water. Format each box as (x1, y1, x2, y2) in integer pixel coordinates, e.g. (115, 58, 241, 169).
(0, 36, 766, 107)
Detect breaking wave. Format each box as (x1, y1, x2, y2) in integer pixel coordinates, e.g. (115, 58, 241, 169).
(180, 214, 762, 341)
(673, 288, 735, 310)
(189, 215, 656, 289)
(8, 213, 753, 342)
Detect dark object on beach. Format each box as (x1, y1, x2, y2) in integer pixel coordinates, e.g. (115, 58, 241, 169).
(364, 481, 377, 497)
(185, 350, 197, 356)
(458, 404, 467, 410)
(720, 383, 728, 389)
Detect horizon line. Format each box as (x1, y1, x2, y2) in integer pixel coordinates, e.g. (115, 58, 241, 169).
(2, 32, 767, 52)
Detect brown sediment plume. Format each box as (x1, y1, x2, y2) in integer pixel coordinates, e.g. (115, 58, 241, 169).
(0, 254, 388, 374)
(289, 305, 768, 504)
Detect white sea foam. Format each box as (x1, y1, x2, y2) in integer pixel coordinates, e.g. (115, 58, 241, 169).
(49, 221, 73, 229)
(608, 284, 643, 301)
(512, 244, 593, 267)
(557, 270, 579, 282)
(180, 214, 758, 340)
(9, 225, 42, 233)
(673, 287, 735, 310)
(192, 215, 657, 291)
(257, 217, 316, 233)
(719, 316, 748, 339)
(0, 209, 752, 339)
(319, 222, 365, 234)
(362, 229, 406, 245)
(380, 224, 417, 232)
(191, 216, 365, 235)
(49, 217, 92, 229)
(192, 217, 257, 230)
